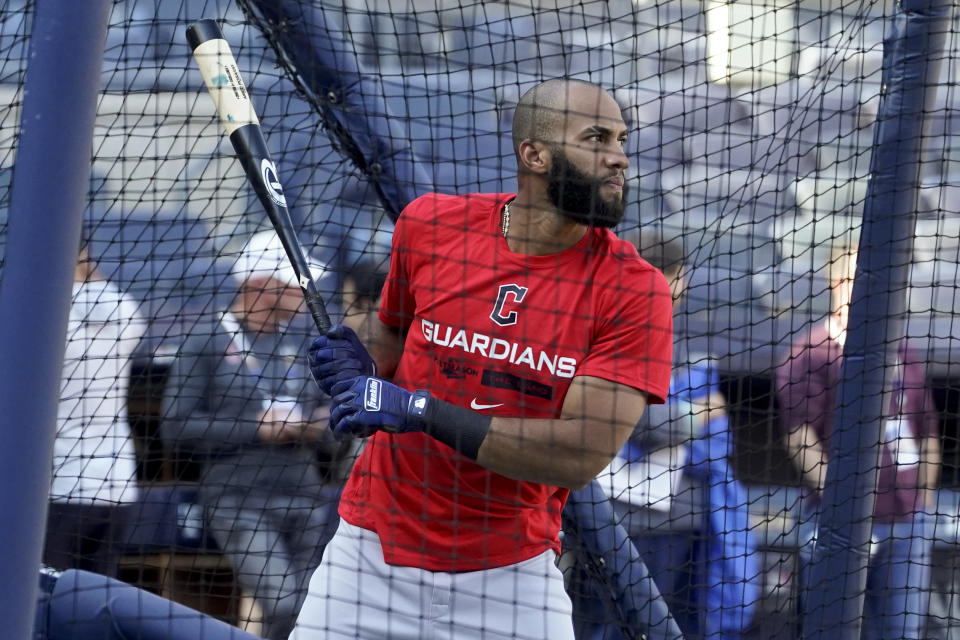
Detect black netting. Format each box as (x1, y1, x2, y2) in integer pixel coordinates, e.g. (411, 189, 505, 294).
(1, 1, 958, 639)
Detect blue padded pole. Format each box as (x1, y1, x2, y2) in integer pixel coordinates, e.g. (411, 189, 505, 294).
(46, 569, 262, 640)
(802, 0, 950, 637)
(239, 0, 433, 219)
(565, 480, 685, 640)
(0, 1, 111, 638)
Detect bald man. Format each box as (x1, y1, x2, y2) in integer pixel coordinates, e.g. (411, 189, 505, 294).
(292, 79, 674, 640)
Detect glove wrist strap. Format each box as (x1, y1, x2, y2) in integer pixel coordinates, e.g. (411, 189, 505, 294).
(407, 390, 491, 461)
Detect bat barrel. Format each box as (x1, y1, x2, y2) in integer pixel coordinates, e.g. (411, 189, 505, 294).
(187, 18, 331, 334)
(228, 123, 332, 333)
(186, 19, 224, 51)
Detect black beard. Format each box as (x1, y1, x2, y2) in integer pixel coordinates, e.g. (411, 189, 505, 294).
(546, 149, 625, 228)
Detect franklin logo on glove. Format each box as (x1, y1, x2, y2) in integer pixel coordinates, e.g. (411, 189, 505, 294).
(364, 378, 381, 411)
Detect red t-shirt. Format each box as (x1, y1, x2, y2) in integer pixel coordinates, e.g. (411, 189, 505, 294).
(338, 192, 674, 571)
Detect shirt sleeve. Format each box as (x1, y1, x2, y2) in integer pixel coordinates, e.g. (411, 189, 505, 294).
(160, 330, 264, 452)
(378, 205, 417, 329)
(575, 266, 673, 404)
(776, 342, 828, 438)
(902, 352, 939, 440)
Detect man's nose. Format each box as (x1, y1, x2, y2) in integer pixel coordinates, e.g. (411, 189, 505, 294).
(604, 143, 629, 170)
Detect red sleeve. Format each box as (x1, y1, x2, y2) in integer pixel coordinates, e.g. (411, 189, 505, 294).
(776, 341, 828, 438)
(378, 204, 417, 329)
(916, 387, 940, 440)
(902, 349, 939, 440)
(575, 265, 673, 404)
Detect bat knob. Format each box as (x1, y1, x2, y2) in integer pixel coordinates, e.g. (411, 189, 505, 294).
(186, 19, 224, 51)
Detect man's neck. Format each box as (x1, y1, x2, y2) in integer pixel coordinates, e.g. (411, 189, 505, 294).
(74, 260, 100, 283)
(505, 194, 588, 256)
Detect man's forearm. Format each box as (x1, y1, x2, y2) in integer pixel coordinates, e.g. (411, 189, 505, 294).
(786, 427, 827, 493)
(364, 318, 405, 378)
(919, 436, 941, 508)
(477, 416, 631, 490)
(800, 444, 827, 494)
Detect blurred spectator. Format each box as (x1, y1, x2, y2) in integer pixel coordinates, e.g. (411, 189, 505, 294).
(338, 256, 388, 338)
(570, 231, 760, 640)
(775, 244, 940, 640)
(43, 244, 147, 577)
(160, 231, 342, 640)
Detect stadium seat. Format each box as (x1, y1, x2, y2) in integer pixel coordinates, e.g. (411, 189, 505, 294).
(921, 93, 960, 179)
(661, 85, 753, 136)
(658, 33, 707, 77)
(617, 172, 670, 242)
(685, 130, 756, 172)
(101, 5, 153, 91)
(908, 260, 960, 317)
(620, 90, 687, 174)
(659, 165, 796, 234)
(117, 484, 262, 634)
(464, 11, 516, 67)
(751, 266, 830, 318)
(748, 86, 832, 176)
(749, 84, 804, 139)
(122, 486, 218, 555)
(86, 212, 225, 316)
(393, 71, 510, 191)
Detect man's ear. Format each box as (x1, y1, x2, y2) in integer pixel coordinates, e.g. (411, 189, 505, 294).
(517, 139, 551, 175)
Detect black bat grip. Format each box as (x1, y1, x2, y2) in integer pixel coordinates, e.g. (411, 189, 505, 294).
(186, 19, 223, 50)
(229, 124, 332, 332)
(303, 288, 332, 333)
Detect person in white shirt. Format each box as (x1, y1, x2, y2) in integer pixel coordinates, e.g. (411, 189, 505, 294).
(43, 244, 147, 577)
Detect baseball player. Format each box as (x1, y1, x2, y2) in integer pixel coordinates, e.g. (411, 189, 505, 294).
(292, 78, 675, 640)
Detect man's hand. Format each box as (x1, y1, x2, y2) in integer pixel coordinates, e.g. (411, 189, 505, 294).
(257, 404, 330, 444)
(308, 325, 376, 395)
(329, 376, 424, 440)
(257, 407, 303, 443)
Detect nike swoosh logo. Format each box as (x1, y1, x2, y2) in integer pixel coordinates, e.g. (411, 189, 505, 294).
(470, 399, 504, 411)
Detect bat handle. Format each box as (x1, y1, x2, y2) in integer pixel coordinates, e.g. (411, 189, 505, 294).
(303, 286, 332, 333)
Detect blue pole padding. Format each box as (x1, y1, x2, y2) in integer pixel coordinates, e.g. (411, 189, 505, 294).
(802, 0, 950, 637)
(0, 1, 112, 638)
(565, 480, 685, 640)
(43, 569, 262, 640)
(240, 0, 434, 220)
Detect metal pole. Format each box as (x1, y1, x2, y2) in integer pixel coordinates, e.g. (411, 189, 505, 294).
(0, 1, 111, 637)
(802, 0, 950, 637)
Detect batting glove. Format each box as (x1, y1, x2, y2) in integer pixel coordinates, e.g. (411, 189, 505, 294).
(328, 376, 427, 440)
(308, 325, 376, 396)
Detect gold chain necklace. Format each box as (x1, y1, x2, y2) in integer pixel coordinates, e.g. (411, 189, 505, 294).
(501, 201, 511, 239)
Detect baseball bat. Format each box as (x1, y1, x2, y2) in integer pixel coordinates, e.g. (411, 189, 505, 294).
(186, 18, 331, 332)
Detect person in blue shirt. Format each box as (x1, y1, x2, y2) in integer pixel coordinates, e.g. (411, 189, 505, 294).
(568, 231, 761, 640)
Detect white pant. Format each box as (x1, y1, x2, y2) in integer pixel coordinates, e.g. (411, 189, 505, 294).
(290, 521, 574, 640)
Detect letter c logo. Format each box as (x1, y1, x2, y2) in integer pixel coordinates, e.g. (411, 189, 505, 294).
(490, 284, 528, 327)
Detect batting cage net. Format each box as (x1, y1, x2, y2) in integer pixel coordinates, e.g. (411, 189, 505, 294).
(2, 0, 959, 639)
